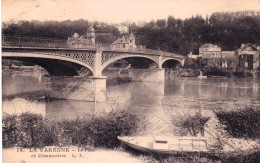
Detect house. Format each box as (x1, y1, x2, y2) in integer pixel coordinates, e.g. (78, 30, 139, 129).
(237, 43, 260, 70)
(199, 43, 260, 70)
(111, 32, 136, 50)
(199, 43, 236, 68)
(199, 43, 222, 58)
(67, 26, 95, 49)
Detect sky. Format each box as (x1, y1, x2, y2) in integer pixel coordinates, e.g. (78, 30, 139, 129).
(2, 0, 260, 23)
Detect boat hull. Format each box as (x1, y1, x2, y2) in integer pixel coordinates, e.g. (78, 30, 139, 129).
(118, 136, 259, 157)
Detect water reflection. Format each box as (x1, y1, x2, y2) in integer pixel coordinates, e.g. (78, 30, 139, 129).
(46, 77, 95, 101)
(2, 71, 46, 97)
(2, 70, 260, 135)
(2, 98, 46, 116)
(45, 100, 95, 121)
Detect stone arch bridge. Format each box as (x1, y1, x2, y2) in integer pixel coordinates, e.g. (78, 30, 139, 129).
(2, 35, 185, 101)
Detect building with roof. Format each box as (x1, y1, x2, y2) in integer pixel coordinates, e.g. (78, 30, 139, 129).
(111, 32, 136, 50)
(199, 43, 222, 58)
(67, 26, 95, 49)
(198, 43, 260, 70)
(237, 43, 260, 70)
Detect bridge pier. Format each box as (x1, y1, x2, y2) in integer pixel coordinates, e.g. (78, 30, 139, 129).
(90, 76, 107, 102)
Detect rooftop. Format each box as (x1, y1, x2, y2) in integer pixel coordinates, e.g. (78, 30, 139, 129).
(200, 43, 219, 48)
(87, 26, 95, 32)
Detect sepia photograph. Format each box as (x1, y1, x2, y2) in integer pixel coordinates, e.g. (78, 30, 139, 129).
(1, 0, 260, 162)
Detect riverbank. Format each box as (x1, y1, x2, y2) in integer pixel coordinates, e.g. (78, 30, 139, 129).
(3, 110, 260, 162)
(165, 68, 260, 78)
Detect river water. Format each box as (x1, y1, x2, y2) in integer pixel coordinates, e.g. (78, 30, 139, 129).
(2, 68, 260, 136)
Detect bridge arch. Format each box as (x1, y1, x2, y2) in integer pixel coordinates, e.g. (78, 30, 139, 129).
(101, 55, 159, 72)
(2, 51, 95, 76)
(161, 58, 184, 69)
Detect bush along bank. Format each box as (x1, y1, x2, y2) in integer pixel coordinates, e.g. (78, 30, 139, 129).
(2, 111, 139, 148)
(214, 106, 260, 139)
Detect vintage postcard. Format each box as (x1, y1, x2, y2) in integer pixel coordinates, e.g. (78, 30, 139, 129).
(2, 0, 260, 162)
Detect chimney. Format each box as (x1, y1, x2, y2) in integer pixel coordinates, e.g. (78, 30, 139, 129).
(241, 44, 245, 48)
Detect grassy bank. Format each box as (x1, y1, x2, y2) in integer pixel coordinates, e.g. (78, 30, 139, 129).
(2, 111, 139, 148)
(214, 106, 260, 139)
(3, 108, 260, 162)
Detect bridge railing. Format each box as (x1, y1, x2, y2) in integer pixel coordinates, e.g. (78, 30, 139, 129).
(2, 35, 185, 59)
(101, 46, 185, 58)
(2, 35, 69, 48)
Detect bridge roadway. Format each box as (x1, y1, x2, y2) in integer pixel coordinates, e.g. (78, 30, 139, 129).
(2, 35, 186, 101)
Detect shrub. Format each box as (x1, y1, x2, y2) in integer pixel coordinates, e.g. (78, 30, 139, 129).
(2, 111, 139, 148)
(223, 151, 260, 163)
(2, 114, 17, 148)
(171, 113, 210, 136)
(183, 58, 199, 69)
(52, 111, 139, 148)
(160, 155, 220, 163)
(88, 111, 139, 148)
(53, 119, 90, 146)
(214, 107, 260, 139)
(16, 112, 52, 148)
(54, 120, 77, 146)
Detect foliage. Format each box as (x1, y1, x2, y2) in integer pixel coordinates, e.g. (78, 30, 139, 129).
(2, 20, 120, 44)
(183, 58, 199, 69)
(155, 153, 260, 163)
(2, 114, 17, 147)
(170, 113, 210, 136)
(199, 58, 238, 76)
(160, 155, 220, 163)
(223, 151, 260, 163)
(88, 111, 139, 148)
(53, 119, 86, 146)
(214, 107, 260, 139)
(15, 112, 53, 148)
(2, 111, 139, 148)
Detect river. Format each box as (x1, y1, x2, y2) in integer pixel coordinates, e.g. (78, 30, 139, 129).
(2, 68, 260, 136)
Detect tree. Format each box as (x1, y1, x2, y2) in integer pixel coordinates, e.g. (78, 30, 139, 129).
(156, 19, 166, 28)
(167, 16, 176, 28)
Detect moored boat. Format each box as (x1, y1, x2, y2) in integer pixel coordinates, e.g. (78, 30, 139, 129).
(118, 136, 259, 157)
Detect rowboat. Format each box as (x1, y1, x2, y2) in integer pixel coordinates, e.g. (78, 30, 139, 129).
(118, 136, 259, 156)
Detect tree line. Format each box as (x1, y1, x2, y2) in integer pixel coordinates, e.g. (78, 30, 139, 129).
(2, 11, 260, 55)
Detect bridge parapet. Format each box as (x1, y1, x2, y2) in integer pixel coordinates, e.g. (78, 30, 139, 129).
(99, 46, 184, 58)
(2, 35, 70, 49)
(2, 35, 184, 58)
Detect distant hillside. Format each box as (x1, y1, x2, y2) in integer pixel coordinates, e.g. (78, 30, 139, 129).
(2, 10, 260, 55)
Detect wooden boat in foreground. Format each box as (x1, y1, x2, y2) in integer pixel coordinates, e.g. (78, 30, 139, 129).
(118, 136, 259, 156)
